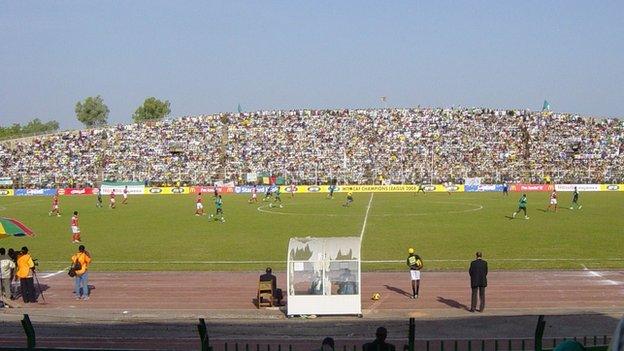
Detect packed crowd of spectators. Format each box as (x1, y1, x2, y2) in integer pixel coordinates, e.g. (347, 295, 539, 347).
(0, 107, 622, 188)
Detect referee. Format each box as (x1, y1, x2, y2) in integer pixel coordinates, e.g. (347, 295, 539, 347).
(406, 248, 422, 299)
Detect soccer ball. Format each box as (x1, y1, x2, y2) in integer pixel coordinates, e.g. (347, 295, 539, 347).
(569, 207, 573, 210)
(371, 292, 381, 300)
(269, 203, 274, 208)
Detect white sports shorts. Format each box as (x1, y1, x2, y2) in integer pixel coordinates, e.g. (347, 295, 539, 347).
(71, 226, 80, 234)
(410, 270, 421, 280)
(550, 198, 557, 205)
(196, 203, 203, 210)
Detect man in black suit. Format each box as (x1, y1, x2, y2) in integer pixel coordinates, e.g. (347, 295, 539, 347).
(469, 251, 488, 312)
(259, 267, 283, 306)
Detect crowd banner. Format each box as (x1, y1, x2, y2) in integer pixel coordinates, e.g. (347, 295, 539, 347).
(144, 187, 190, 195)
(14, 188, 57, 196)
(510, 184, 554, 192)
(600, 184, 624, 191)
(465, 184, 504, 192)
(0, 177, 12, 186)
(555, 184, 600, 192)
(100, 181, 145, 195)
(58, 188, 95, 195)
(0, 189, 14, 196)
(464, 178, 481, 186)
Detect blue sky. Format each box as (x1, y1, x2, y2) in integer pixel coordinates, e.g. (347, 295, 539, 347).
(1, 1, 623, 128)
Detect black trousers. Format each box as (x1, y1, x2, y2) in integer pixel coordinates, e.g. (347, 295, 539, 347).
(20, 278, 37, 303)
(471, 286, 485, 311)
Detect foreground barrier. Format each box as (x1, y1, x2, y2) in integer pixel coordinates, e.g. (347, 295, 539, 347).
(0, 315, 612, 351)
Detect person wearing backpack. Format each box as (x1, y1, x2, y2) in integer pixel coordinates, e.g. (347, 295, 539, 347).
(71, 245, 92, 300)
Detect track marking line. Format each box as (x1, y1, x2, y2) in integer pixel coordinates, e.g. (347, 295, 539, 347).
(40, 268, 68, 279)
(581, 264, 621, 285)
(360, 193, 374, 240)
(40, 258, 624, 265)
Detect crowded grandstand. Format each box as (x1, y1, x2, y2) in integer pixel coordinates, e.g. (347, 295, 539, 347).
(1, 107, 622, 188)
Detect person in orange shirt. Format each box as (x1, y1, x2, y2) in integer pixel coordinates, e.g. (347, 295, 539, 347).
(15, 247, 37, 303)
(71, 245, 92, 300)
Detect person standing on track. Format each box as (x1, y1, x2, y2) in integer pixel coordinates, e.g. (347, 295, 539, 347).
(15, 247, 36, 303)
(71, 245, 92, 300)
(406, 248, 423, 299)
(469, 251, 488, 312)
(0, 248, 16, 306)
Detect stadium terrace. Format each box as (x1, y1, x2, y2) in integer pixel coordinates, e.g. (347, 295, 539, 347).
(0, 107, 623, 188)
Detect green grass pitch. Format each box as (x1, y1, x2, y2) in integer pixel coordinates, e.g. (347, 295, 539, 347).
(0, 192, 622, 272)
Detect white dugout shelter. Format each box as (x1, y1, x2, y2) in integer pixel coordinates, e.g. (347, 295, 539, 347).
(286, 236, 362, 317)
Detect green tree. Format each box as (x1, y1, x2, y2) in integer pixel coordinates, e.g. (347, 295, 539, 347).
(0, 118, 60, 140)
(75, 96, 109, 127)
(132, 97, 171, 123)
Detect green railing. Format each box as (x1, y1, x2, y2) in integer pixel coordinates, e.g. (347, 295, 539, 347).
(0, 314, 612, 351)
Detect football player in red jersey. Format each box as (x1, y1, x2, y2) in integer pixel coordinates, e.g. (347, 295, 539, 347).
(195, 192, 204, 216)
(71, 211, 81, 243)
(110, 190, 116, 209)
(49, 193, 61, 217)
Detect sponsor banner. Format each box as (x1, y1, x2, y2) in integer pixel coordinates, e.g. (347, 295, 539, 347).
(554, 184, 601, 192)
(601, 184, 624, 192)
(0, 189, 14, 196)
(333, 184, 464, 193)
(510, 184, 554, 192)
(14, 188, 57, 196)
(465, 184, 505, 192)
(100, 184, 145, 195)
(190, 186, 235, 194)
(58, 188, 95, 196)
(144, 187, 190, 195)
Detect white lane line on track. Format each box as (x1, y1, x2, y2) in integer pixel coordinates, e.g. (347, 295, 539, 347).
(40, 268, 68, 279)
(41, 258, 624, 265)
(581, 264, 621, 285)
(359, 193, 374, 240)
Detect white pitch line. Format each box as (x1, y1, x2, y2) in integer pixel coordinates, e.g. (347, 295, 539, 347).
(360, 193, 374, 240)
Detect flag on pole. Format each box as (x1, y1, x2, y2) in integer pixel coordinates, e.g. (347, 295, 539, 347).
(237, 103, 243, 114)
(542, 100, 551, 111)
